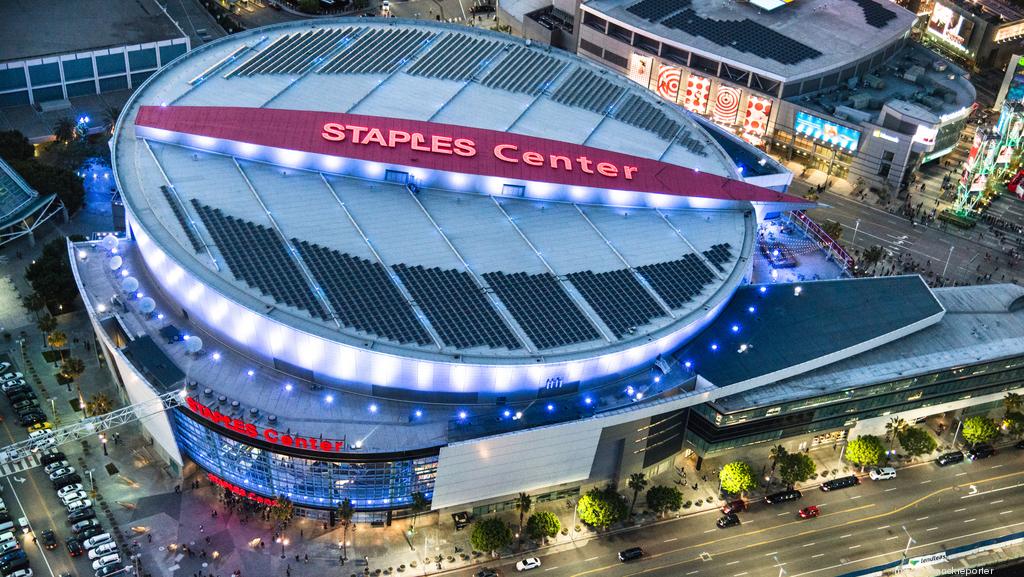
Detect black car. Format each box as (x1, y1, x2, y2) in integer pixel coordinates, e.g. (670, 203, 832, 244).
(937, 451, 965, 466)
(40, 451, 66, 466)
(66, 506, 95, 523)
(10, 401, 37, 412)
(968, 444, 996, 460)
(1016, 440, 1024, 450)
(40, 529, 57, 550)
(7, 392, 36, 404)
(53, 475, 83, 492)
(717, 513, 741, 528)
(765, 490, 802, 504)
(77, 526, 104, 541)
(474, 569, 500, 577)
(0, 556, 29, 575)
(66, 537, 84, 557)
(0, 549, 26, 564)
(821, 476, 860, 492)
(18, 412, 46, 427)
(618, 547, 644, 562)
(3, 385, 30, 398)
(0, 513, 11, 525)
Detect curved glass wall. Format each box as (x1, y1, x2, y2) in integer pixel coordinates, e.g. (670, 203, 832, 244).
(173, 410, 437, 510)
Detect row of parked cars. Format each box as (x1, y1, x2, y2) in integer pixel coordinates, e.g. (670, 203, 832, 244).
(717, 470, 880, 528)
(41, 449, 126, 576)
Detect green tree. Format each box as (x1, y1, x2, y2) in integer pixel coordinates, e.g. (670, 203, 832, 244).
(514, 492, 532, 536)
(102, 106, 121, 134)
(52, 117, 76, 145)
(820, 219, 843, 241)
(0, 130, 33, 162)
(886, 417, 909, 451)
(25, 238, 85, 311)
(409, 491, 429, 532)
(525, 511, 560, 541)
(778, 453, 816, 488)
(577, 486, 627, 529)
(768, 444, 788, 478)
(337, 498, 354, 561)
(1002, 412, 1024, 439)
(47, 330, 67, 363)
(470, 517, 513, 554)
(644, 485, 683, 517)
(1004, 393, 1023, 415)
(896, 426, 938, 456)
(845, 435, 886, 470)
(22, 292, 46, 320)
(269, 495, 294, 525)
(9, 159, 86, 215)
(60, 357, 86, 406)
(861, 245, 886, 270)
(86, 392, 113, 417)
(720, 461, 757, 495)
(37, 315, 57, 339)
(962, 415, 999, 445)
(626, 472, 648, 517)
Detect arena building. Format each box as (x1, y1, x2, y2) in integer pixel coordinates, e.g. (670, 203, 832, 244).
(70, 19, 1024, 523)
(505, 0, 978, 189)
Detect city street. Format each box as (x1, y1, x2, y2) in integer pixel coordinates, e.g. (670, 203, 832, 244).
(447, 451, 1024, 577)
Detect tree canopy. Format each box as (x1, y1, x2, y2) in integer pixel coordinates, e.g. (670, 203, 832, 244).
(0, 130, 33, 162)
(962, 415, 999, 445)
(577, 486, 627, 529)
(897, 426, 938, 456)
(845, 435, 886, 468)
(645, 485, 683, 516)
(25, 237, 83, 314)
(720, 461, 757, 495)
(778, 453, 816, 487)
(525, 511, 561, 541)
(470, 517, 513, 553)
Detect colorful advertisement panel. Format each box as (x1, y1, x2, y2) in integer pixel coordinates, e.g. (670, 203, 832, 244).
(628, 53, 653, 87)
(927, 1, 974, 50)
(713, 86, 741, 125)
(742, 95, 773, 145)
(794, 111, 860, 151)
(997, 145, 1014, 165)
(654, 64, 682, 102)
(683, 74, 711, 114)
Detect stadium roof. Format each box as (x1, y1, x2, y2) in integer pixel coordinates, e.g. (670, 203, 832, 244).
(113, 19, 787, 366)
(0, 0, 186, 63)
(581, 0, 917, 81)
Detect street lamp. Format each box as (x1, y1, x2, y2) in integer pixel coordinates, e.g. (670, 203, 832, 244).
(569, 500, 578, 542)
(277, 537, 289, 559)
(899, 525, 916, 571)
(100, 434, 108, 456)
(942, 245, 955, 278)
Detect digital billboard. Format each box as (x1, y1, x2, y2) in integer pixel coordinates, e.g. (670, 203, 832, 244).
(927, 1, 974, 51)
(713, 86, 741, 125)
(742, 95, 773, 145)
(654, 64, 682, 102)
(683, 74, 711, 114)
(794, 111, 860, 151)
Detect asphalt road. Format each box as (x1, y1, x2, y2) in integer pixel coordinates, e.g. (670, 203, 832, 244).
(450, 450, 1024, 577)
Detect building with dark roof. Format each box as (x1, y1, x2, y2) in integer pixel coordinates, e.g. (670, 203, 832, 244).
(0, 157, 64, 247)
(69, 19, 1024, 521)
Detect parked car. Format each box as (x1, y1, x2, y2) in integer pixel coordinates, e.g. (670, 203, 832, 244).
(70, 519, 99, 535)
(1015, 440, 1024, 450)
(10, 401, 36, 412)
(0, 363, 12, 374)
(95, 565, 128, 577)
(0, 373, 24, 383)
(39, 451, 65, 466)
(66, 507, 95, 524)
(0, 541, 18, 556)
(66, 537, 84, 557)
(515, 558, 541, 572)
(92, 553, 121, 571)
(60, 491, 88, 506)
(937, 451, 965, 466)
(83, 534, 112, 550)
(716, 513, 741, 528)
(18, 413, 45, 427)
(76, 526, 104, 541)
(0, 549, 26, 565)
(48, 467, 75, 481)
(0, 557, 29, 575)
(474, 569, 500, 577)
(1, 380, 27, 393)
(821, 476, 860, 492)
(30, 437, 55, 453)
(88, 542, 118, 560)
(5, 568, 30, 577)
(6, 392, 37, 404)
(798, 506, 820, 519)
(53, 473, 83, 491)
(5, 386, 31, 398)
(765, 490, 802, 504)
(869, 467, 897, 481)
(618, 547, 644, 562)
(44, 461, 70, 476)
(40, 530, 57, 550)
(65, 499, 92, 514)
(968, 444, 995, 460)
(57, 485, 84, 500)
(721, 499, 747, 515)
(25, 422, 51, 433)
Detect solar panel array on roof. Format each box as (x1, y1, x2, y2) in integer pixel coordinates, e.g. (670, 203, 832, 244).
(228, 28, 354, 76)
(626, 0, 691, 21)
(480, 45, 567, 95)
(191, 202, 328, 319)
(702, 242, 733, 272)
(320, 28, 434, 74)
(293, 240, 433, 345)
(849, 0, 897, 28)
(483, 271, 600, 349)
(393, 264, 521, 350)
(406, 34, 502, 81)
(159, 185, 203, 253)
(661, 10, 822, 65)
(567, 270, 666, 338)
(613, 94, 681, 140)
(550, 68, 625, 114)
(636, 254, 716, 308)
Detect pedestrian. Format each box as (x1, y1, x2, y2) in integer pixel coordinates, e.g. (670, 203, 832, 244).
(205, 536, 211, 544)
(295, 554, 300, 563)
(300, 529, 303, 540)
(175, 485, 181, 494)
(304, 554, 309, 564)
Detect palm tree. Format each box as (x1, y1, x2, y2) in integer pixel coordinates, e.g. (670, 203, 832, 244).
(22, 293, 45, 320)
(1004, 393, 1023, 415)
(337, 498, 354, 561)
(47, 330, 67, 363)
(86, 392, 113, 416)
(37, 315, 57, 339)
(769, 445, 788, 477)
(514, 492, 532, 537)
(409, 491, 429, 533)
(627, 472, 648, 518)
(886, 417, 909, 452)
(860, 245, 886, 273)
(269, 496, 295, 526)
(102, 106, 121, 134)
(60, 357, 86, 404)
(52, 117, 76, 145)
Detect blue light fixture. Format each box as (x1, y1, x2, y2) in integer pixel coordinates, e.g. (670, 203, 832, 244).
(284, 383, 293, 392)
(759, 286, 768, 294)
(731, 324, 740, 333)
(325, 394, 334, 403)
(584, 396, 593, 405)
(546, 403, 555, 412)
(684, 361, 693, 369)
(711, 343, 719, 351)
(369, 403, 378, 414)
(748, 306, 756, 313)
(247, 369, 255, 377)
(503, 409, 512, 418)
(626, 385, 635, 396)
(414, 409, 423, 418)
(458, 410, 468, 420)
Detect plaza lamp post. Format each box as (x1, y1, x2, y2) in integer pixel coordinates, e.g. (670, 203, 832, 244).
(100, 434, 108, 456)
(569, 499, 578, 542)
(276, 537, 289, 559)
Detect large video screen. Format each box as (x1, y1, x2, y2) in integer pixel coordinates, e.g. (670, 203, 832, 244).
(794, 111, 860, 151)
(927, 1, 974, 50)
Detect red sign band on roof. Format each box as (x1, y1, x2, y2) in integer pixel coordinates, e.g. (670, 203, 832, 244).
(134, 105, 802, 204)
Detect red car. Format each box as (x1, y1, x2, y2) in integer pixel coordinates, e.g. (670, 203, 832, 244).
(798, 506, 820, 519)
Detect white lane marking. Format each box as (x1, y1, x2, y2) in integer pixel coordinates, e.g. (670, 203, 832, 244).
(840, 534, 852, 539)
(584, 557, 599, 561)
(920, 480, 932, 484)
(704, 529, 717, 534)
(849, 545, 862, 550)
(686, 571, 699, 575)
(734, 573, 749, 577)
(850, 495, 863, 500)
(801, 542, 817, 548)
(927, 527, 939, 532)
(777, 512, 790, 516)
(765, 552, 778, 556)
(956, 472, 968, 477)
(960, 482, 1024, 499)
(955, 508, 967, 513)
(726, 561, 740, 566)
(1001, 511, 1014, 515)
(991, 500, 1004, 505)
(991, 464, 1005, 469)
(664, 538, 678, 543)
(812, 553, 825, 558)
(884, 488, 898, 492)
(544, 567, 559, 572)
(964, 518, 977, 523)
(916, 517, 929, 521)
(886, 536, 899, 541)
(878, 525, 891, 530)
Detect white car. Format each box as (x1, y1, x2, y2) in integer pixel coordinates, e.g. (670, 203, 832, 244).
(92, 553, 121, 571)
(66, 498, 93, 513)
(30, 438, 55, 453)
(0, 540, 18, 556)
(47, 467, 75, 481)
(88, 542, 118, 559)
(44, 461, 70, 475)
(516, 558, 542, 572)
(869, 467, 897, 481)
(28, 430, 52, 441)
(0, 373, 23, 382)
(6, 569, 31, 577)
(0, 363, 11, 373)
(1, 379, 26, 392)
(60, 491, 88, 506)
(58, 484, 85, 499)
(83, 533, 112, 549)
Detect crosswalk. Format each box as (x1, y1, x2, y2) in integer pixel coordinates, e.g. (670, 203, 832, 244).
(0, 453, 39, 479)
